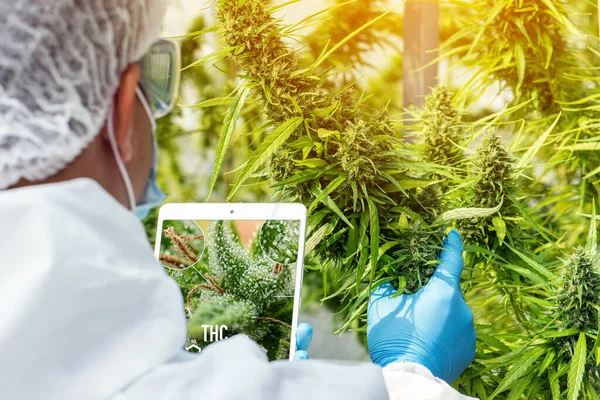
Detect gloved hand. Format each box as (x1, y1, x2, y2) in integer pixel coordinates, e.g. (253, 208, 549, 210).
(293, 322, 313, 361)
(367, 230, 476, 384)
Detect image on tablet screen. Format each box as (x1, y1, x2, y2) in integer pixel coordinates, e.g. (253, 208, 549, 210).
(159, 219, 299, 360)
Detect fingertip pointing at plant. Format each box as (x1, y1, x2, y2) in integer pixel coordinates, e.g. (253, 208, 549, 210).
(431, 230, 465, 287)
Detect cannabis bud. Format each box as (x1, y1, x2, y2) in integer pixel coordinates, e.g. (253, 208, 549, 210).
(420, 85, 463, 166)
(555, 247, 600, 332)
(384, 220, 441, 293)
(473, 132, 514, 208)
(458, 131, 516, 246)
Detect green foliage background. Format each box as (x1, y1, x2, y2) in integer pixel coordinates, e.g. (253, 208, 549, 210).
(146, 0, 600, 398)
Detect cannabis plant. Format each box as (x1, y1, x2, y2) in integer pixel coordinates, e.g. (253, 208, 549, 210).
(457, 216, 600, 400)
(439, 0, 600, 248)
(207, 0, 479, 311)
(162, 219, 297, 360)
(202, 0, 556, 337)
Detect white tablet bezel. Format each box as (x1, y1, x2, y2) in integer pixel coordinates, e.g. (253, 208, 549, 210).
(154, 202, 307, 361)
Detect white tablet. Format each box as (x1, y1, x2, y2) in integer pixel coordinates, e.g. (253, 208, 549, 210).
(154, 203, 307, 361)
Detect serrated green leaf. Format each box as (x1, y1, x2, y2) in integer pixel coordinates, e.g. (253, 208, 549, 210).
(182, 47, 235, 71)
(317, 128, 340, 139)
(508, 193, 554, 243)
(506, 373, 532, 400)
(166, 25, 218, 40)
(542, 328, 581, 339)
(206, 87, 248, 201)
(288, 135, 314, 150)
(539, 0, 577, 33)
(398, 213, 409, 231)
(526, 376, 545, 400)
(378, 240, 399, 260)
(367, 197, 380, 291)
(503, 263, 546, 285)
(514, 43, 525, 92)
(266, 0, 301, 14)
(308, 176, 346, 214)
(543, 34, 553, 69)
(489, 348, 545, 399)
(183, 96, 233, 109)
(538, 351, 556, 377)
(487, 344, 529, 366)
(338, 293, 369, 332)
(515, 113, 561, 170)
(346, 219, 359, 258)
(323, 196, 353, 229)
(295, 158, 329, 168)
(567, 333, 587, 400)
(394, 276, 407, 295)
(557, 360, 570, 378)
(587, 200, 597, 254)
(358, 210, 369, 248)
(478, 333, 511, 353)
(319, 227, 348, 250)
(305, 223, 331, 255)
(287, 93, 303, 115)
(583, 164, 600, 180)
(321, 275, 354, 302)
(589, 321, 600, 369)
(310, 100, 340, 118)
(356, 249, 369, 293)
(380, 171, 408, 196)
(475, 379, 488, 400)
(505, 243, 556, 282)
(280, 0, 355, 36)
(228, 116, 303, 199)
(383, 179, 434, 193)
(492, 217, 506, 245)
(548, 368, 560, 400)
(466, 1, 505, 57)
(436, 201, 503, 223)
(586, 380, 600, 399)
(559, 142, 600, 151)
(271, 170, 318, 187)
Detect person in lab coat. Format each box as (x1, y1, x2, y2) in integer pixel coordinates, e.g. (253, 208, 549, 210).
(0, 1, 477, 399)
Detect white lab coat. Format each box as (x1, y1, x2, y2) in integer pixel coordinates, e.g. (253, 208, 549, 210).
(0, 178, 476, 400)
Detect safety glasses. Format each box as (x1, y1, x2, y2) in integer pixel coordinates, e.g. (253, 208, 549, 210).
(137, 39, 181, 119)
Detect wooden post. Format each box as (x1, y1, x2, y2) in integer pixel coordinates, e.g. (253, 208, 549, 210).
(403, 1, 440, 110)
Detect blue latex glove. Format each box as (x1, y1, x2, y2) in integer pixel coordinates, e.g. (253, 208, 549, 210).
(293, 322, 313, 361)
(367, 230, 476, 384)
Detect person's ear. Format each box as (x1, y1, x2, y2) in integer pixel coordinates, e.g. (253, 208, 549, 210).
(102, 64, 140, 163)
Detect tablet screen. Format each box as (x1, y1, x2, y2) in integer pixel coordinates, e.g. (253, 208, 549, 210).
(157, 218, 300, 361)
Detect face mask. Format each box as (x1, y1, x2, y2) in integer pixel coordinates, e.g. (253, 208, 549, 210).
(107, 87, 167, 220)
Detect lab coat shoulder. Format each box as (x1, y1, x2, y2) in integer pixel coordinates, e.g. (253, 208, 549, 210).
(0, 179, 187, 400)
(117, 335, 390, 400)
(382, 363, 479, 400)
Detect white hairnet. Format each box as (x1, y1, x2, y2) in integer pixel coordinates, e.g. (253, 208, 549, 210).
(0, 0, 168, 190)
